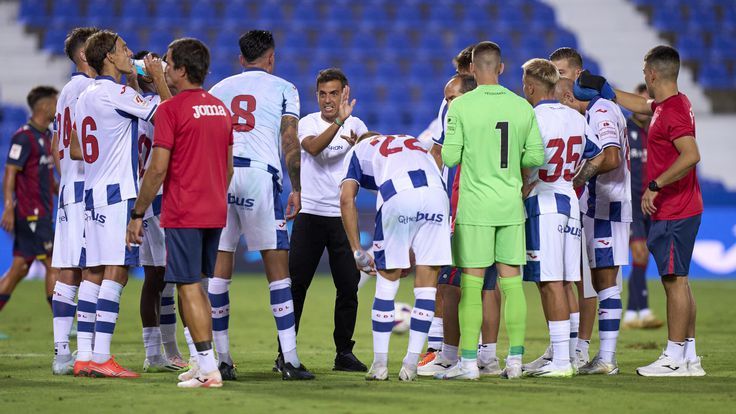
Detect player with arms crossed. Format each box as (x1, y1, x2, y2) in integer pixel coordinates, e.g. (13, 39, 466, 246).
(439, 41, 545, 380)
(577, 45, 705, 376)
(49, 27, 98, 375)
(208, 30, 313, 380)
(341, 132, 451, 381)
(73, 30, 170, 378)
(519, 59, 605, 377)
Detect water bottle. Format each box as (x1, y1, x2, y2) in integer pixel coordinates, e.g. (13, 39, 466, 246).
(133, 59, 167, 78)
(354, 250, 373, 272)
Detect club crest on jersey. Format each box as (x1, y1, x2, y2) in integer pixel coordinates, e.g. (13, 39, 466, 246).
(193, 105, 227, 119)
(133, 94, 148, 106)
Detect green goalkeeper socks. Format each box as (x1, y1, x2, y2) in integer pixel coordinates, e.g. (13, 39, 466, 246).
(499, 275, 527, 357)
(459, 273, 483, 359)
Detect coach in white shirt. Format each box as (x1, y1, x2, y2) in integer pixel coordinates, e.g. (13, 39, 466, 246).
(288, 68, 368, 371)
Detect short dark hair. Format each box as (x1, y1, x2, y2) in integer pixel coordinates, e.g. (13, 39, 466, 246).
(454, 44, 475, 73)
(456, 74, 477, 94)
(471, 41, 502, 71)
(549, 47, 583, 69)
(239, 30, 275, 63)
(316, 68, 348, 88)
(168, 38, 210, 85)
(64, 27, 99, 63)
(635, 83, 647, 94)
(84, 30, 119, 75)
(644, 45, 680, 80)
(133, 50, 160, 60)
(27, 86, 58, 109)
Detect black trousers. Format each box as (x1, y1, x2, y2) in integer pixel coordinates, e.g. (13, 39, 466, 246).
(288, 212, 360, 354)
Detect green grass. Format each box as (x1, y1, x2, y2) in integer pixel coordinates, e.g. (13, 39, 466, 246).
(1, 276, 735, 413)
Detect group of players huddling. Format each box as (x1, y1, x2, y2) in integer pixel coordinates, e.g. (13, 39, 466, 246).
(0, 23, 705, 388)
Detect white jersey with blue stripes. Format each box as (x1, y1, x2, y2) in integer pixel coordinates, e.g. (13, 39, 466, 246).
(54, 72, 93, 206)
(584, 97, 632, 222)
(209, 68, 300, 183)
(342, 134, 444, 210)
(75, 76, 157, 209)
(137, 93, 162, 218)
(526, 100, 602, 218)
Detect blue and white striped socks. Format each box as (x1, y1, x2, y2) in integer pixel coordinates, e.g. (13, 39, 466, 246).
(371, 275, 399, 366)
(52, 281, 78, 358)
(208, 277, 232, 365)
(569, 312, 580, 361)
(427, 316, 443, 351)
(76, 280, 100, 362)
(92, 280, 124, 364)
(404, 287, 436, 368)
(269, 278, 300, 367)
(597, 286, 622, 363)
(159, 283, 181, 359)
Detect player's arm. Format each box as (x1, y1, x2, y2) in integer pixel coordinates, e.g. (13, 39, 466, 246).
(51, 131, 61, 173)
(339, 180, 361, 252)
(227, 144, 234, 186)
(144, 55, 172, 103)
(597, 146, 621, 174)
(281, 115, 301, 219)
(69, 128, 83, 161)
(573, 154, 604, 189)
(521, 111, 545, 168)
(1, 165, 19, 232)
(642, 136, 700, 215)
(440, 105, 463, 167)
(613, 88, 654, 116)
(430, 144, 443, 170)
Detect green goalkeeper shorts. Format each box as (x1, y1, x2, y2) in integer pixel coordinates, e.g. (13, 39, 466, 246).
(452, 223, 526, 268)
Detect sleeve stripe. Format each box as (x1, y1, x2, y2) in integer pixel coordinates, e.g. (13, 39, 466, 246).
(144, 104, 158, 122)
(600, 142, 621, 150)
(283, 112, 299, 118)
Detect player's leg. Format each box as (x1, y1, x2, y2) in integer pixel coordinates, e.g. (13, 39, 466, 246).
(494, 222, 528, 379)
(324, 216, 366, 371)
(478, 268, 502, 375)
(367, 266, 403, 381)
(87, 200, 139, 377)
(0, 257, 32, 311)
(140, 264, 168, 371)
(159, 282, 185, 363)
(287, 213, 325, 351)
(638, 215, 702, 376)
(418, 269, 459, 376)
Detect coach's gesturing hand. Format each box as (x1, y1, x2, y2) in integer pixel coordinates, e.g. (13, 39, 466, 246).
(337, 85, 356, 124)
(125, 217, 144, 249)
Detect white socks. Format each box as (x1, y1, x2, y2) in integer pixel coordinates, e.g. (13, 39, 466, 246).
(549, 320, 571, 367)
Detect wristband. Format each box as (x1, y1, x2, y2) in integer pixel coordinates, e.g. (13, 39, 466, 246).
(334, 117, 344, 127)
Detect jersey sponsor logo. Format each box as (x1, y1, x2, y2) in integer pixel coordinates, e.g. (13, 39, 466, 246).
(193, 105, 227, 119)
(328, 145, 344, 151)
(397, 212, 444, 224)
(557, 224, 581, 237)
(596, 109, 608, 113)
(86, 210, 107, 224)
(227, 194, 255, 208)
(8, 143, 22, 160)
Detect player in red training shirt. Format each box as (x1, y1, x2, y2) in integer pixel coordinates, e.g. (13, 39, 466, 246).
(127, 38, 233, 388)
(606, 46, 704, 377)
(0, 86, 58, 316)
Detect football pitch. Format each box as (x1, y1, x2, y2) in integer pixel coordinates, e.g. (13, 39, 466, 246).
(1, 276, 735, 413)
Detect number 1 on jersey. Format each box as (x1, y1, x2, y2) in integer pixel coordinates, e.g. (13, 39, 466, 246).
(496, 121, 508, 168)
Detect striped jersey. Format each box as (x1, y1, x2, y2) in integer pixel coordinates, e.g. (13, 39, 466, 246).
(209, 68, 300, 184)
(54, 72, 93, 206)
(583, 97, 631, 222)
(75, 76, 157, 209)
(342, 134, 445, 210)
(137, 93, 163, 218)
(525, 100, 602, 218)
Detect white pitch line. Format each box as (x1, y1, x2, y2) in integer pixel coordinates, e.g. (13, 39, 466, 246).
(1, 352, 137, 358)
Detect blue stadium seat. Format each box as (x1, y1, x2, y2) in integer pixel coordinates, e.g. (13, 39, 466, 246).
(677, 35, 708, 61)
(698, 63, 734, 88)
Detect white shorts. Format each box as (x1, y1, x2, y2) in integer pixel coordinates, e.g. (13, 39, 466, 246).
(218, 167, 289, 252)
(373, 187, 451, 270)
(140, 215, 166, 267)
(523, 213, 581, 283)
(51, 202, 86, 268)
(582, 216, 630, 268)
(84, 199, 139, 267)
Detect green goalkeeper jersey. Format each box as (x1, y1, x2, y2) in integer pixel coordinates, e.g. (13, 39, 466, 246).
(442, 84, 544, 226)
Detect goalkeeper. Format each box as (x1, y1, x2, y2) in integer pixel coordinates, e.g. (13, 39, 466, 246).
(438, 41, 544, 380)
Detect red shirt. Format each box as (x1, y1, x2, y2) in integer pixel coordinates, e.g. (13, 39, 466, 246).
(153, 89, 233, 228)
(647, 93, 703, 220)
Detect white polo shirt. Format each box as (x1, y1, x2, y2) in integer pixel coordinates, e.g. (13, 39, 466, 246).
(298, 112, 368, 217)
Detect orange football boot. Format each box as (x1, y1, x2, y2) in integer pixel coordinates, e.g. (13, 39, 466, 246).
(88, 356, 140, 378)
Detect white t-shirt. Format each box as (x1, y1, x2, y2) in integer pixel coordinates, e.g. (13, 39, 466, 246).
(75, 76, 157, 209)
(209, 68, 300, 185)
(298, 112, 367, 216)
(54, 72, 93, 206)
(582, 97, 631, 222)
(526, 100, 602, 218)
